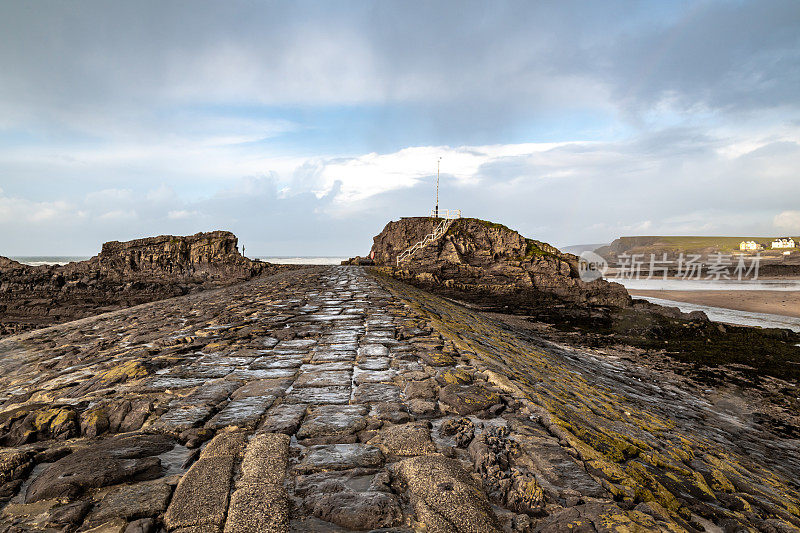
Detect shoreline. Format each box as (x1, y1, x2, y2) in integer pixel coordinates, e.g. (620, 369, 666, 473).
(628, 289, 800, 319)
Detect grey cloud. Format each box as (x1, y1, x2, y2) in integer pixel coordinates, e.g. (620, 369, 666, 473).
(1, 1, 796, 137)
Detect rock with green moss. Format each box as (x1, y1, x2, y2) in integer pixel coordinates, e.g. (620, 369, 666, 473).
(368, 217, 631, 311)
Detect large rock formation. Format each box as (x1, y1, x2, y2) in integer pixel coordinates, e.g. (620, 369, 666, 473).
(369, 217, 631, 311)
(0, 231, 286, 335)
(365, 217, 800, 382)
(95, 231, 260, 279)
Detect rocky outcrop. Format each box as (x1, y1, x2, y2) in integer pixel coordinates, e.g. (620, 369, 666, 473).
(365, 218, 800, 382)
(95, 231, 261, 280)
(0, 231, 289, 335)
(370, 217, 631, 311)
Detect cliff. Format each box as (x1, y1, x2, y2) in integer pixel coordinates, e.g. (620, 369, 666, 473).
(370, 217, 631, 311)
(94, 231, 256, 279)
(0, 231, 285, 335)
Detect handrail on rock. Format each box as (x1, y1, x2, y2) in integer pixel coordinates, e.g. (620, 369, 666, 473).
(396, 209, 462, 266)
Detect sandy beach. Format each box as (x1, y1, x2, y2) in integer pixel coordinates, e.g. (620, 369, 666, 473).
(628, 289, 800, 318)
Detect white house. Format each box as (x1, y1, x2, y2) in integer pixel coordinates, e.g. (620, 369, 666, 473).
(739, 241, 763, 251)
(771, 237, 796, 249)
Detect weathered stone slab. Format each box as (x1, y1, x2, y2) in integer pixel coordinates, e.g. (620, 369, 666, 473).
(224, 433, 290, 533)
(285, 386, 351, 405)
(237, 433, 290, 486)
(276, 339, 317, 349)
(258, 403, 307, 435)
(227, 368, 295, 380)
(438, 383, 502, 415)
(165, 432, 245, 530)
(164, 456, 234, 531)
(296, 444, 384, 473)
(185, 380, 241, 405)
(299, 361, 352, 372)
(393, 454, 502, 533)
(353, 383, 401, 403)
(353, 369, 397, 384)
(205, 396, 274, 429)
(184, 364, 234, 379)
(156, 405, 212, 433)
(296, 405, 368, 441)
(306, 490, 401, 531)
(358, 358, 391, 371)
(231, 379, 292, 399)
(251, 356, 303, 369)
(144, 377, 206, 392)
(357, 344, 389, 358)
(199, 432, 249, 460)
(293, 370, 352, 388)
(86, 478, 172, 524)
(311, 351, 356, 363)
(368, 421, 437, 457)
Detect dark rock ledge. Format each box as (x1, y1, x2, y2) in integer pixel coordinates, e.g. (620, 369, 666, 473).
(0, 231, 297, 336)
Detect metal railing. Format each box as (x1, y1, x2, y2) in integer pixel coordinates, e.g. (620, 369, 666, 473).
(429, 208, 462, 219)
(396, 209, 462, 266)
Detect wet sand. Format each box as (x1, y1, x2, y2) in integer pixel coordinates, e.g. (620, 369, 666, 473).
(628, 289, 800, 318)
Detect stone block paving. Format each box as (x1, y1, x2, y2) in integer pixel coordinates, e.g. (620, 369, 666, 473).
(0, 266, 798, 532)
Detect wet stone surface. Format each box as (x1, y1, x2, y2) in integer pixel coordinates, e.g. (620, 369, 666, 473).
(0, 265, 798, 532)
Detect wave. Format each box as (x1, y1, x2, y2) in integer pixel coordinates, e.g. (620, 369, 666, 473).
(9, 256, 90, 267)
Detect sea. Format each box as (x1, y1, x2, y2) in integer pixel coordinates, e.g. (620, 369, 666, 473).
(9, 256, 348, 267)
(634, 295, 800, 333)
(255, 256, 348, 265)
(615, 278, 800, 332)
(10, 256, 90, 266)
(614, 278, 800, 291)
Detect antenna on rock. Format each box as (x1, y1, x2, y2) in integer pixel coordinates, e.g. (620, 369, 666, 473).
(434, 157, 441, 218)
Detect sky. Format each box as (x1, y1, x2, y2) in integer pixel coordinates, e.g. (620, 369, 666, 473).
(1, 0, 799, 256)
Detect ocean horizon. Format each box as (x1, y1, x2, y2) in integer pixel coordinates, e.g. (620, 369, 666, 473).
(10, 255, 348, 267)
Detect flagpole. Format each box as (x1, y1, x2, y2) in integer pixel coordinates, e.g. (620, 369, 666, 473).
(435, 157, 441, 218)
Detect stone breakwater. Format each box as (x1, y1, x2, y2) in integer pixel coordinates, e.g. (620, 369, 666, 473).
(0, 266, 797, 532)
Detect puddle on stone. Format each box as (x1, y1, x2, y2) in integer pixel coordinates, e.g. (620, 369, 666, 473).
(6, 462, 50, 505)
(158, 443, 193, 476)
(344, 474, 374, 492)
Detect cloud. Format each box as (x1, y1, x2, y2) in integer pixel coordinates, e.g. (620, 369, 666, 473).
(0, 1, 797, 144)
(774, 211, 800, 233)
(0, 193, 73, 224)
(0, 1, 798, 254)
(167, 209, 198, 220)
(2, 121, 800, 255)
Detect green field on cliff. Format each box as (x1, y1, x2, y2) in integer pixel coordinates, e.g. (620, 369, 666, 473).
(601, 235, 799, 255)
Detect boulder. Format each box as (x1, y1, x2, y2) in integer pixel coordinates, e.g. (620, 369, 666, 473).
(25, 434, 174, 502)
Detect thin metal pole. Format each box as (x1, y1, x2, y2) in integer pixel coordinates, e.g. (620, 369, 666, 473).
(435, 157, 440, 218)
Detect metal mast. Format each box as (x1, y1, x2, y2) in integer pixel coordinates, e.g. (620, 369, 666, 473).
(435, 157, 441, 218)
